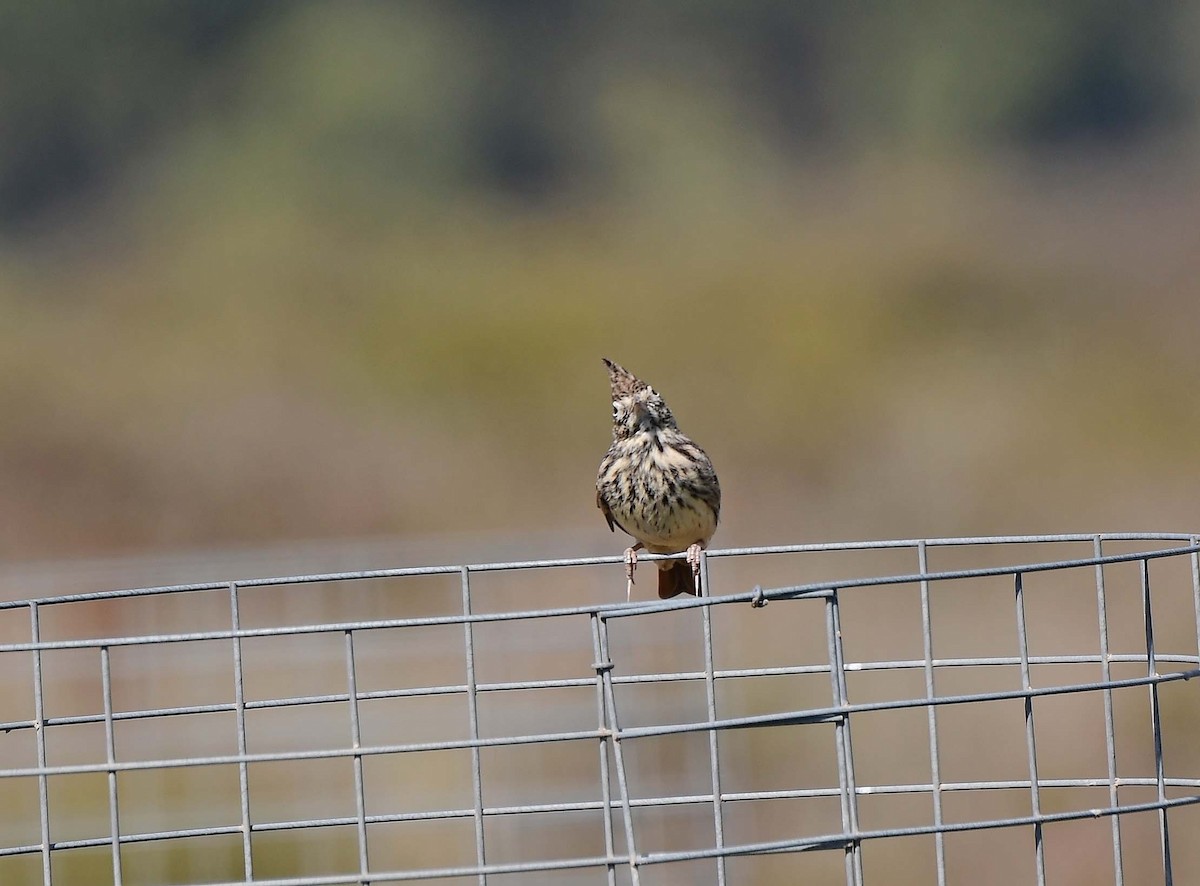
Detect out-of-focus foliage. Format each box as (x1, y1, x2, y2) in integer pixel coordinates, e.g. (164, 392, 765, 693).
(1, 1, 1199, 561)
(0, 2, 274, 226)
(1, 2, 1196, 230)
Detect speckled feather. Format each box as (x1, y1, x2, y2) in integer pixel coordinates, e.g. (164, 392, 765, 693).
(596, 359, 720, 596)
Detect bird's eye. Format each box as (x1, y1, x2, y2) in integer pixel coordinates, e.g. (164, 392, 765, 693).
(612, 403, 619, 419)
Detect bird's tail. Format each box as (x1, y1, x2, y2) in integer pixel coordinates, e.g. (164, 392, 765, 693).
(658, 559, 699, 599)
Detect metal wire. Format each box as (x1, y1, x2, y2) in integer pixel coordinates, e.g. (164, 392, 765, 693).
(2, 533, 1199, 885)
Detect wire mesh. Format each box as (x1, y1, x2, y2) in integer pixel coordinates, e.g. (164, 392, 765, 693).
(2, 533, 1199, 885)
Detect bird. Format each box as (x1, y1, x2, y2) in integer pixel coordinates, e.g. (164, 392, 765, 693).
(596, 358, 721, 599)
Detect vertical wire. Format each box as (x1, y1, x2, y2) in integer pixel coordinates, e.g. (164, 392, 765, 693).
(698, 552, 727, 886)
(1014, 573, 1047, 886)
(589, 613, 618, 886)
(344, 630, 371, 883)
(100, 646, 123, 886)
(460, 567, 488, 886)
(1190, 537, 1200, 679)
(833, 593, 865, 886)
(825, 592, 854, 886)
(825, 590, 863, 886)
(229, 584, 254, 881)
(30, 603, 52, 886)
(597, 614, 641, 886)
(1140, 559, 1173, 885)
(1093, 537, 1124, 886)
(917, 542, 947, 886)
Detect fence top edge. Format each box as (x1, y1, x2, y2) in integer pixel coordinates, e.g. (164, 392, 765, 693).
(0, 532, 1196, 614)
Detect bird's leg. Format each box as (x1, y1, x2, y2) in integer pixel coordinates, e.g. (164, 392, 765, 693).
(624, 543, 643, 601)
(686, 543, 704, 595)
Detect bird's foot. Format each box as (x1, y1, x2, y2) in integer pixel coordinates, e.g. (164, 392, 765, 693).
(624, 544, 643, 601)
(686, 543, 704, 595)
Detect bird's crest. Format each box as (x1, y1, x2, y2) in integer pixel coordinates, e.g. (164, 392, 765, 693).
(602, 358, 647, 399)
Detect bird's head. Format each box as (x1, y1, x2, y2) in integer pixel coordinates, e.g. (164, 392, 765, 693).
(603, 358, 677, 438)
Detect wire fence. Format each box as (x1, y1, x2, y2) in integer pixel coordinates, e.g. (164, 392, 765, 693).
(2, 533, 1199, 885)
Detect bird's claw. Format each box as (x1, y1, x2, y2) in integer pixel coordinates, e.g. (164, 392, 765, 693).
(686, 543, 704, 595)
(624, 545, 641, 601)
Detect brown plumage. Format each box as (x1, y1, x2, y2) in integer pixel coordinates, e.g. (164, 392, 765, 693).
(596, 358, 721, 598)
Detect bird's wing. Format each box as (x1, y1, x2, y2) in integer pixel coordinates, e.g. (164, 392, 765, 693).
(596, 488, 618, 533)
(702, 474, 721, 525)
(692, 461, 722, 525)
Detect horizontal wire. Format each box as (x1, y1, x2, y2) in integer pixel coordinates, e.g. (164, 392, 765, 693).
(74, 795, 1196, 886)
(4, 651, 1196, 736)
(4, 775, 1199, 861)
(3, 542, 1197, 653)
(2, 533, 1195, 612)
(637, 795, 1200, 867)
(14, 796, 1200, 884)
(616, 668, 1199, 740)
(2, 669, 1195, 780)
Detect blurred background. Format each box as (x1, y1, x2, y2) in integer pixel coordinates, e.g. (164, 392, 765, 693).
(3, 0, 1200, 573)
(2, 2, 1200, 884)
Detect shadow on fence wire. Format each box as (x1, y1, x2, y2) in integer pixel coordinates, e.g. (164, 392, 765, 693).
(1, 533, 1199, 885)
